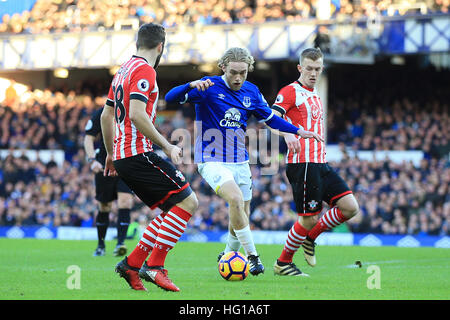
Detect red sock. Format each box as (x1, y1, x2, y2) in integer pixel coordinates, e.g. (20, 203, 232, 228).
(308, 207, 347, 240)
(127, 212, 166, 268)
(147, 206, 191, 267)
(278, 221, 308, 263)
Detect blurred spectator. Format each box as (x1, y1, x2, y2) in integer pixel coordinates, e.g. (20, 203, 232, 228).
(4, 80, 18, 107)
(314, 25, 331, 54)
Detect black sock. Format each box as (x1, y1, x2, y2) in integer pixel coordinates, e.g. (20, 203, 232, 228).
(96, 211, 110, 248)
(117, 208, 131, 245)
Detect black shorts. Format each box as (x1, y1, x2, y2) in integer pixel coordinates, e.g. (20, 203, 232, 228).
(113, 151, 192, 212)
(286, 162, 352, 216)
(95, 172, 133, 203)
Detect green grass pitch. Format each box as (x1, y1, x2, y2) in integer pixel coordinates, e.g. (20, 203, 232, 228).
(0, 238, 448, 300)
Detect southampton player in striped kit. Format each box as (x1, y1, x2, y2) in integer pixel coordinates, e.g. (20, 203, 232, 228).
(270, 48, 360, 276)
(165, 47, 323, 276)
(101, 23, 199, 292)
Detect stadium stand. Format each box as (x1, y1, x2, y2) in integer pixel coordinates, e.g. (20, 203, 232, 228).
(0, 0, 448, 240)
(0, 0, 448, 34)
(0, 64, 448, 235)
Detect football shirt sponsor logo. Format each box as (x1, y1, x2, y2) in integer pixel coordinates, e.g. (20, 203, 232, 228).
(220, 108, 242, 128)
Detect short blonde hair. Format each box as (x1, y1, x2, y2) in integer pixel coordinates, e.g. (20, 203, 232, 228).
(300, 47, 323, 64)
(218, 47, 255, 72)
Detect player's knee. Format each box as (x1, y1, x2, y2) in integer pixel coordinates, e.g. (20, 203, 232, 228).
(118, 193, 133, 208)
(227, 193, 244, 211)
(299, 215, 318, 230)
(180, 192, 199, 213)
(99, 202, 112, 212)
(339, 197, 359, 219)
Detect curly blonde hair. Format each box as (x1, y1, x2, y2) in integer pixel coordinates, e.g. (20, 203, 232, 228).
(218, 47, 255, 72)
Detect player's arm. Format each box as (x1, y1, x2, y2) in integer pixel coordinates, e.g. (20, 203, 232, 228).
(265, 112, 323, 142)
(83, 134, 96, 160)
(265, 109, 289, 137)
(128, 99, 182, 164)
(165, 78, 214, 104)
(83, 134, 103, 173)
(254, 90, 323, 142)
(100, 105, 117, 176)
(265, 109, 301, 153)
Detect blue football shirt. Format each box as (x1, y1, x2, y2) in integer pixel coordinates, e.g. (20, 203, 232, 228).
(182, 75, 274, 163)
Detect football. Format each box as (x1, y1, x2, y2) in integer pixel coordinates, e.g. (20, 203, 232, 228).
(218, 251, 249, 281)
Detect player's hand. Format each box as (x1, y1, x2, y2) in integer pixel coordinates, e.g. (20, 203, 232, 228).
(163, 144, 183, 165)
(104, 154, 118, 177)
(297, 127, 324, 142)
(189, 79, 214, 91)
(90, 160, 103, 174)
(284, 133, 301, 153)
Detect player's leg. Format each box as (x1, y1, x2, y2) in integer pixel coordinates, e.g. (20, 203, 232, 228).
(114, 151, 197, 291)
(122, 210, 167, 279)
(274, 163, 318, 274)
(94, 201, 112, 256)
(299, 214, 319, 267)
(198, 162, 243, 258)
(113, 178, 134, 256)
(308, 193, 359, 240)
(305, 164, 358, 258)
(93, 172, 115, 255)
(242, 199, 265, 275)
(222, 200, 251, 256)
(113, 189, 133, 256)
(139, 192, 198, 292)
(145, 192, 198, 268)
(217, 222, 241, 262)
(216, 163, 264, 275)
(274, 214, 314, 275)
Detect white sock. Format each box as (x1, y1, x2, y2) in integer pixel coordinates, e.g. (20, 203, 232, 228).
(234, 225, 257, 256)
(224, 233, 241, 252)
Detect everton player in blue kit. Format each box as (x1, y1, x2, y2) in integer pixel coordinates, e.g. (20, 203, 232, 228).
(166, 47, 323, 275)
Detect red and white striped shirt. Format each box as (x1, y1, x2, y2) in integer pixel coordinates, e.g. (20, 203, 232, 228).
(272, 81, 326, 163)
(106, 55, 159, 160)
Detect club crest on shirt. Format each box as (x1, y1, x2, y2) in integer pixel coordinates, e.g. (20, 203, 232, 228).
(175, 170, 186, 182)
(242, 96, 251, 108)
(311, 102, 322, 121)
(308, 200, 318, 210)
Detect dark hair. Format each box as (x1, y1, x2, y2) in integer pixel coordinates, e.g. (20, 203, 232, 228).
(136, 23, 166, 50)
(300, 47, 323, 64)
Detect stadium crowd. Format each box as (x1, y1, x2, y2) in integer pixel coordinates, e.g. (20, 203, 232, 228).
(1, 0, 448, 34)
(0, 66, 449, 236)
(326, 65, 450, 158)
